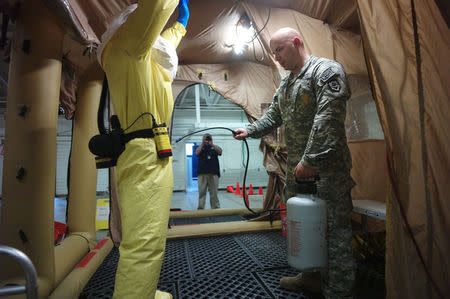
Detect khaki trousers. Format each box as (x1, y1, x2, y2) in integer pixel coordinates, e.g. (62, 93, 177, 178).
(197, 174, 220, 209)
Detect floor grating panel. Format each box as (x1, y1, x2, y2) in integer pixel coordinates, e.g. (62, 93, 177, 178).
(189, 248, 262, 278)
(159, 254, 192, 282)
(80, 223, 316, 299)
(178, 273, 272, 299)
(164, 239, 186, 257)
(187, 235, 242, 254)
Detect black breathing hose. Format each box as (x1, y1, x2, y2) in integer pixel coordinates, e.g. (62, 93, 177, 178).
(97, 77, 109, 135)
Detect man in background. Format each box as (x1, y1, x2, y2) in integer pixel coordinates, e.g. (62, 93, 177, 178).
(196, 133, 222, 209)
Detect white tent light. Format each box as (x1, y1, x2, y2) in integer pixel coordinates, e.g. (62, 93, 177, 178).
(225, 12, 254, 55)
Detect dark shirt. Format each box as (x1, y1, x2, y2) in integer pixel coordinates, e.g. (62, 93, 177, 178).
(197, 146, 220, 177)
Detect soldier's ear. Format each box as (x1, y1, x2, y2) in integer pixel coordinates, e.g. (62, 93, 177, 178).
(293, 37, 302, 48)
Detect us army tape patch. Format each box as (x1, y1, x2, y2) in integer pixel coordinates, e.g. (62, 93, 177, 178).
(328, 79, 341, 92)
(320, 67, 335, 83)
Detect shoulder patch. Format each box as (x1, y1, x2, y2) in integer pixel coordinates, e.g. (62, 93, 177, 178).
(328, 79, 341, 92)
(320, 67, 335, 83)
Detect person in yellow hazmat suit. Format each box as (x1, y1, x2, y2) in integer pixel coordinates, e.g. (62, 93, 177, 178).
(96, 0, 189, 298)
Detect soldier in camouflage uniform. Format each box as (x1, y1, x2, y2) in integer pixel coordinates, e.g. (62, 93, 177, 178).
(233, 28, 355, 299)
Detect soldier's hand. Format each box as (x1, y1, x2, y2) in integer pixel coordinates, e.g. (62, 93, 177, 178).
(233, 128, 248, 140)
(293, 162, 317, 179)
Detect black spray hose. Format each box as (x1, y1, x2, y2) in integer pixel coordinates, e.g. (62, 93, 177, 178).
(175, 127, 286, 219)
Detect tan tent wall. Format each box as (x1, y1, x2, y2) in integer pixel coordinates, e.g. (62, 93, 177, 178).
(349, 140, 387, 203)
(357, 0, 450, 298)
(177, 62, 278, 120)
(349, 139, 387, 233)
(243, 3, 367, 76)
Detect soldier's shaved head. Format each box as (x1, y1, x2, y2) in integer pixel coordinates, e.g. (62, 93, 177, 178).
(270, 27, 302, 45)
(269, 27, 308, 74)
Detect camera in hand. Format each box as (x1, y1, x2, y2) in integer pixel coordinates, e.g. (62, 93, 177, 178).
(205, 135, 211, 141)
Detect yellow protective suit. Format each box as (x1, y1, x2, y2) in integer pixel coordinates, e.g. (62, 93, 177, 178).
(99, 0, 186, 298)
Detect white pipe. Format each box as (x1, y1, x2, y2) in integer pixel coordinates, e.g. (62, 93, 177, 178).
(195, 84, 200, 124)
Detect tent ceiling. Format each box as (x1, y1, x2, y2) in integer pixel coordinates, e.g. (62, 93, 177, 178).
(3, 0, 358, 41)
(0, 0, 368, 119)
(0, 0, 362, 76)
(31, 0, 361, 68)
(245, 0, 360, 32)
(48, 0, 361, 44)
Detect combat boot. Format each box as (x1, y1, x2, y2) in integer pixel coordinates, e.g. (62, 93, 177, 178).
(280, 272, 322, 293)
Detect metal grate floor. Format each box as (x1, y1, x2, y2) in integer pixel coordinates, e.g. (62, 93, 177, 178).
(80, 225, 312, 298)
(81, 215, 385, 299)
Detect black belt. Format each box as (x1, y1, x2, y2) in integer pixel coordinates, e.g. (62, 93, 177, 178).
(123, 129, 155, 143)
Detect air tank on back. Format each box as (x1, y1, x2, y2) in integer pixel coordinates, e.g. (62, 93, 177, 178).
(287, 179, 327, 271)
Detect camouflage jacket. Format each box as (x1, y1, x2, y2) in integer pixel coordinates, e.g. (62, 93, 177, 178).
(247, 55, 354, 199)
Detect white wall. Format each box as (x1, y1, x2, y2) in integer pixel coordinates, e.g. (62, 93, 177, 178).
(55, 135, 71, 196)
(54, 117, 109, 196)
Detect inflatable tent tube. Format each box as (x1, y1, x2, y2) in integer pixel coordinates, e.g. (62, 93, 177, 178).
(50, 238, 113, 298)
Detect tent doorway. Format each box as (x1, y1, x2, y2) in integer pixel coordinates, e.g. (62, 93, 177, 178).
(185, 142, 200, 192)
(171, 83, 268, 192)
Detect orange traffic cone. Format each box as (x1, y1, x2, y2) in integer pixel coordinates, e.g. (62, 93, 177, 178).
(258, 186, 264, 195)
(226, 185, 234, 193)
(248, 184, 255, 195)
(235, 182, 241, 195)
(280, 203, 287, 236)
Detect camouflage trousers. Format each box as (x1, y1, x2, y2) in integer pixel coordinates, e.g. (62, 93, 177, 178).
(285, 175, 355, 299)
(320, 185, 355, 299)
